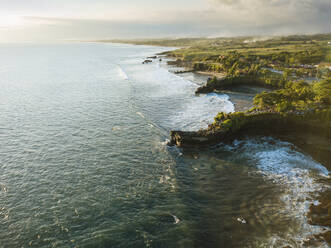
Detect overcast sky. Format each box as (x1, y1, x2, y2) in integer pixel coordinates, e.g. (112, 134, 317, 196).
(0, 0, 330, 42)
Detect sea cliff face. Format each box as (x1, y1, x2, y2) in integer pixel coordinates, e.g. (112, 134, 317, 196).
(195, 75, 281, 94)
(169, 112, 331, 148)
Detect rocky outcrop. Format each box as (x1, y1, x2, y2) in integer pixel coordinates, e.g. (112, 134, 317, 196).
(169, 130, 217, 147)
(174, 70, 195, 74)
(142, 59, 153, 64)
(308, 189, 331, 246)
(169, 113, 331, 148)
(166, 59, 192, 68)
(196, 75, 278, 94)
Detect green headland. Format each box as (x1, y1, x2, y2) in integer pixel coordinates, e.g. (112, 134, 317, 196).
(104, 34, 331, 244)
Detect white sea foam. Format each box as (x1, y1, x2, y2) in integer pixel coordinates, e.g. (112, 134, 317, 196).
(122, 52, 329, 246)
(170, 93, 234, 131)
(116, 65, 129, 80)
(171, 214, 180, 224)
(136, 112, 145, 119)
(237, 217, 247, 224)
(121, 60, 195, 95)
(119, 56, 234, 131)
(227, 137, 328, 176)
(224, 137, 330, 247)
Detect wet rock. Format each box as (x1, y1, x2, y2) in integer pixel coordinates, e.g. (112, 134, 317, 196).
(308, 189, 331, 245)
(169, 130, 218, 147)
(156, 213, 180, 224)
(169, 112, 331, 148)
(142, 60, 152, 64)
(237, 217, 247, 224)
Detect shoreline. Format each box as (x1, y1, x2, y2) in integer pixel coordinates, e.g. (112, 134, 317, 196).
(159, 52, 331, 246)
(149, 52, 331, 158)
(217, 85, 271, 112)
(195, 70, 226, 79)
(143, 49, 331, 246)
(159, 55, 256, 112)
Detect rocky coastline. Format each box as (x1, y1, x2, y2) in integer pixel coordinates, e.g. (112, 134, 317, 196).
(139, 37, 331, 246)
(162, 56, 331, 246)
(148, 54, 331, 154)
(169, 112, 331, 148)
(166, 74, 331, 245)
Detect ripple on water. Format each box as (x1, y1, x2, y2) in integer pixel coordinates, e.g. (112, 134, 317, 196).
(0, 43, 329, 248)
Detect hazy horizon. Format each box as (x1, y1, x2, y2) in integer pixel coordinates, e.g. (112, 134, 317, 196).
(0, 0, 330, 42)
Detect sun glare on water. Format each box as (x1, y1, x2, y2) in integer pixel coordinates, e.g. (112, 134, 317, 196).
(0, 15, 24, 28)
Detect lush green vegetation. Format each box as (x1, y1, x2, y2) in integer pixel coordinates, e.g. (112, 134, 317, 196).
(208, 77, 331, 134)
(156, 35, 331, 246)
(110, 34, 331, 135)
(102, 34, 331, 48)
(196, 69, 284, 93)
(148, 35, 331, 97)
(154, 34, 331, 80)
(253, 78, 331, 114)
(104, 34, 331, 80)
(97, 37, 213, 47)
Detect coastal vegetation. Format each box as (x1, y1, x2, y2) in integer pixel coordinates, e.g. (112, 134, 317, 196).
(111, 34, 331, 82)
(127, 35, 330, 97)
(114, 34, 331, 245)
(165, 37, 331, 245)
(195, 71, 283, 93)
(170, 77, 331, 246)
(201, 78, 331, 142)
(126, 34, 331, 161)
(162, 34, 331, 82)
(151, 35, 331, 143)
(171, 77, 331, 147)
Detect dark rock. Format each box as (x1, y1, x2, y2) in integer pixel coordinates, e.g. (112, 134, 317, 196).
(169, 113, 331, 148)
(169, 130, 224, 148)
(142, 59, 153, 64)
(195, 75, 278, 94)
(174, 70, 195, 74)
(167, 59, 183, 66)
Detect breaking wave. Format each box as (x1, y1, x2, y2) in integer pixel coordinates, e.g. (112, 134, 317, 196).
(170, 93, 234, 131)
(224, 137, 329, 247)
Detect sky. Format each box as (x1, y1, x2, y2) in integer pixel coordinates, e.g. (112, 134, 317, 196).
(0, 0, 330, 42)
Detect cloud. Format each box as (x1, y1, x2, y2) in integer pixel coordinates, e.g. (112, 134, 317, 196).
(0, 16, 216, 42)
(203, 0, 331, 35)
(208, 0, 331, 20)
(0, 1, 330, 41)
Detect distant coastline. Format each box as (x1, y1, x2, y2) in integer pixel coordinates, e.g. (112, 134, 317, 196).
(101, 35, 331, 245)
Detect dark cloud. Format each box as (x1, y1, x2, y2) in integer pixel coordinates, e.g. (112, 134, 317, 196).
(210, 0, 331, 16)
(0, 0, 330, 41)
(204, 0, 331, 35)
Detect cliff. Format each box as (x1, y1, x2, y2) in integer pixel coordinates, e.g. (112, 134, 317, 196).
(169, 112, 331, 148)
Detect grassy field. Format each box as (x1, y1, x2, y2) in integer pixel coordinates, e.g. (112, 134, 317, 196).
(102, 34, 331, 65)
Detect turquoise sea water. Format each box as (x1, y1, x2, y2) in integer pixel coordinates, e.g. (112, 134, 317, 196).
(0, 43, 329, 247)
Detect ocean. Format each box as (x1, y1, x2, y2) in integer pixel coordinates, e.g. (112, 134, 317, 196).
(0, 42, 329, 247)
